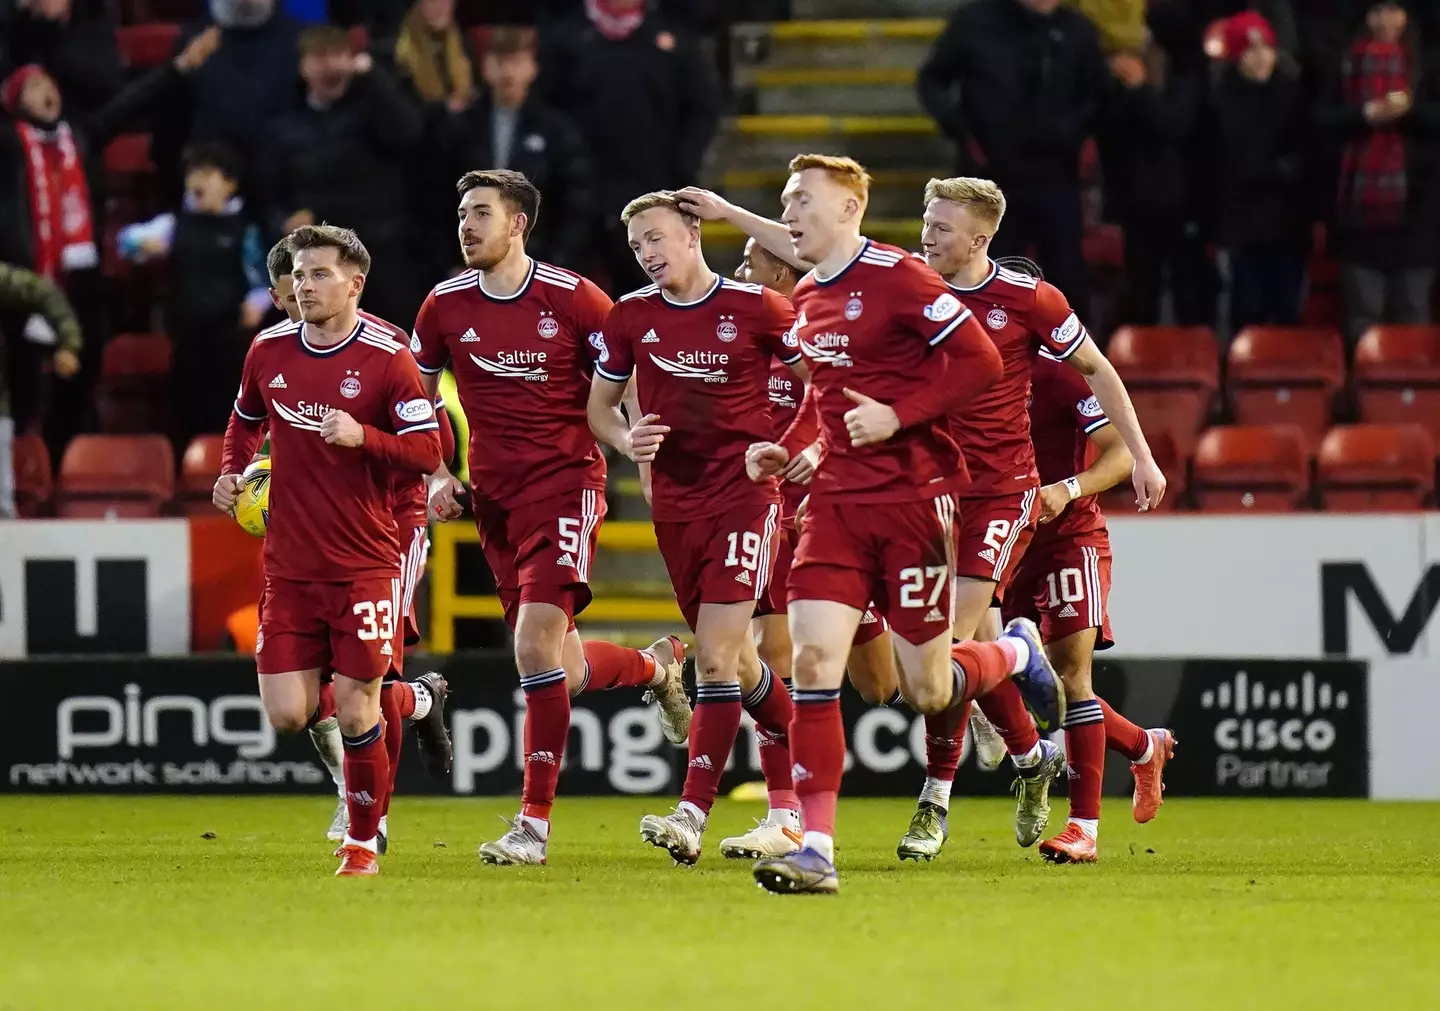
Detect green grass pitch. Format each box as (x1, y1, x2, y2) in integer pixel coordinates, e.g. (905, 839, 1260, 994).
(2, 795, 1438, 1010)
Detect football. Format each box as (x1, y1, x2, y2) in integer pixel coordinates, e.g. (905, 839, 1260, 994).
(232, 456, 271, 537)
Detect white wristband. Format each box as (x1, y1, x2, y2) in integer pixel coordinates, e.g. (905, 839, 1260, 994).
(1062, 477, 1082, 502)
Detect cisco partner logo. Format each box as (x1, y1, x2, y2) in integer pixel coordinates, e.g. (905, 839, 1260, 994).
(1182, 661, 1367, 795)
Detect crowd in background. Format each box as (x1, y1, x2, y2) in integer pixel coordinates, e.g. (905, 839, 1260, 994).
(921, 0, 1440, 348)
(0, 0, 1437, 515)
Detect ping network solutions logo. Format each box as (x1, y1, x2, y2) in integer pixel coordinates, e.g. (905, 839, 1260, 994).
(1199, 667, 1353, 792)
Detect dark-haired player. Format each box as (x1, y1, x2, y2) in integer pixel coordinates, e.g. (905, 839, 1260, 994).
(588, 196, 808, 866)
(262, 239, 453, 850)
(414, 170, 691, 867)
(215, 225, 442, 876)
(1007, 355, 1175, 863)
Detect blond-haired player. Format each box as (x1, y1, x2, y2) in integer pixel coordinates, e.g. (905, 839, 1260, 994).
(734, 154, 1064, 894)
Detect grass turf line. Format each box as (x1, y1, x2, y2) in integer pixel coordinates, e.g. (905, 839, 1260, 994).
(1, 796, 1438, 1010)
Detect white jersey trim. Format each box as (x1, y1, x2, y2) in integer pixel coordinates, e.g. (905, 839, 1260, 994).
(619, 284, 660, 303)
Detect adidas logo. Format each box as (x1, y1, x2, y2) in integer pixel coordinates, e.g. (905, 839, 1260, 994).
(978, 547, 998, 564)
(459, 327, 480, 342)
(924, 607, 946, 623)
(734, 569, 752, 586)
(346, 789, 376, 805)
(1057, 603, 1079, 618)
(556, 552, 577, 568)
(268, 374, 287, 389)
(641, 329, 660, 343)
(688, 755, 714, 771)
(380, 641, 393, 656)
(527, 750, 557, 765)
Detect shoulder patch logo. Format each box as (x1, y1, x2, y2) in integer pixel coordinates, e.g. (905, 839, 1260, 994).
(409, 332, 422, 354)
(588, 331, 609, 362)
(924, 292, 962, 322)
(1078, 395, 1104, 418)
(397, 398, 435, 423)
(1051, 311, 1083, 346)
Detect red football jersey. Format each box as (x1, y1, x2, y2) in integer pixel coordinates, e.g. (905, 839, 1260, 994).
(949, 262, 1092, 497)
(595, 275, 799, 521)
(789, 240, 991, 504)
(410, 259, 612, 509)
(357, 311, 428, 528)
(1028, 355, 1110, 545)
(767, 358, 808, 518)
(234, 317, 440, 581)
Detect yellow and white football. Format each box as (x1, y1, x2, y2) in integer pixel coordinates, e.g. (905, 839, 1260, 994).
(232, 456, 271, 537)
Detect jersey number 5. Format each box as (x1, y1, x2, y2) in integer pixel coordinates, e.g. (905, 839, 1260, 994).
(354, 600, 395, 641)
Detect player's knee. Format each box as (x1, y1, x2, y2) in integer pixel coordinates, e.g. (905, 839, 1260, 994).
(693, 648, 737, 685)
(265, 702, 310, 735)
(904, 679, 950, 715)
(850, 674, 890, 706)
(791, 643, 840, 689)
(513, 635, 563, 676)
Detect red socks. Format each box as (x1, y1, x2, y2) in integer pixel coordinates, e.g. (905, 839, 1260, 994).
(1063, 698, 1106, 821)
(1098, 695, 1149, 762)
(744, 665, 798, 812)
(950, 640, 1016, 702)
(379, 685, 403, 815)
(390, 679, 417, 719)
(580, 640, 656, 691)
(310, 679, 337, 726)
(789, 689, 844, 838)
(341, 722, 390, 843)
(923, 702, 968, 783)
(681, 682, 743, 814)
(518, 668, 570, 821)
(976, 680, 1041, 756)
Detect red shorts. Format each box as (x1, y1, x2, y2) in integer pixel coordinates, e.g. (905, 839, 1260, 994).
(1004, 534, 1113, 649)
(756, 522, 797, 617)
(954, 486, 1039, 602)
(257, 574, 403, 681)
(474, 487, 605, 631)
(398, 520, 428, 647)
(655, 502, 781, 632)
(788, 493, 957, 645)
(852, 606, 889, 646)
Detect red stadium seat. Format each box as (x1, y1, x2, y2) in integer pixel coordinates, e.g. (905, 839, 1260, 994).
(1097, 428, 1184, 514)
(1106, 325, 1220, 462)
(1192, 424, 1310, 512)
(1227, 326, 1346, 448)
(1353, 325, 1440, 450)
(116, 23, 180, 68)
(1317, 424, 1435, 511)
(56, 435, 175, 518)
(347, 25, 370, 52)
(13, 434, 53, 517)
(103, 133, 154, 179)
(178, 434, 225, 514)
(1082, 224, 1124, 269)
(96, 333, 173, 433)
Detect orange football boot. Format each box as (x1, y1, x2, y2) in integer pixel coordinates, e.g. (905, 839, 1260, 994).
(1131, 729, 1176, 824)
(1039, 824, 1098, 864)
(335, 844, 379, 876)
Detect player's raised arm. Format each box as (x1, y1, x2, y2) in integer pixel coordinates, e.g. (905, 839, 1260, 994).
(215, 340, 268, 511)
(1034, 283, 1166, 511)
(675, 186, 812, 273)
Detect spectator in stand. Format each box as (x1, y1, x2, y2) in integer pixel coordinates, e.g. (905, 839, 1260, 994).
(538, 0, 720, 293)
(1206, 12, 1312, 331)
(918, 0, 1107, 306)
(1317, 2, 1440, 347)
(264, 26, 426, 325)
(152, 0, 304, 200)
(117, 142, 267, 450)
(1098, 44, 1205, 326)
(392, 0, 475, 109)
(436, 27, 592, 271)
(0, 260, 81, 518)
(0, 31, 221, 281)
(0, 0, 124, 123)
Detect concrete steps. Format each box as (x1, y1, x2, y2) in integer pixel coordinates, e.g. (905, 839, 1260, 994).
(718, 114, 951, 170)
(790, 0, 957, 18)
(731, 19, 942, 72)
